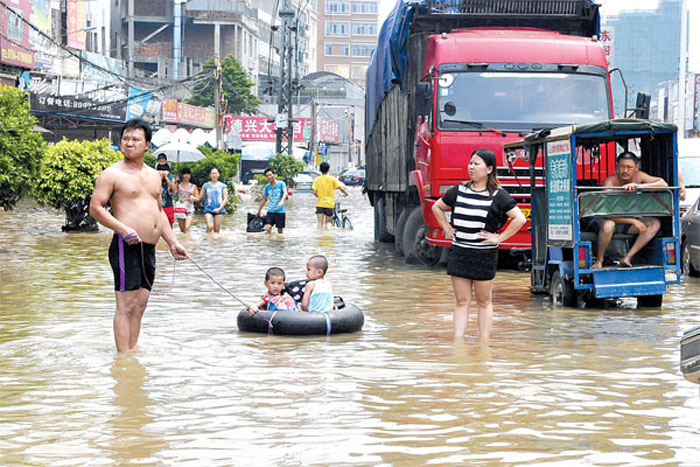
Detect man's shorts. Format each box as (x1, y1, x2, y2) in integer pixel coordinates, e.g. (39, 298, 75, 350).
(108, 234, 156, 292)
(163, 205, 175, 225)
(316, 207, 334, 217)
(581, 217, 632, 235)
(265, 211, 286, 228)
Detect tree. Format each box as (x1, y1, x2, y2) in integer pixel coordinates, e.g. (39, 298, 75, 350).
(33, 138, 121, 231)
(0, 87, 46, 210)
(269, 153, 304, 187)
(186, 55, 261, 115)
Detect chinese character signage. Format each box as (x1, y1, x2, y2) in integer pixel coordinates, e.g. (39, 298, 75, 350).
(0, 0, 35, 68)
(21, 72, 154, 123)
(223, 115, 340, 143)
(546, 140, 573, 242)
(66, 0, 87, 50)
(161, 99, 215, 128)
(599, 26, 614, 68)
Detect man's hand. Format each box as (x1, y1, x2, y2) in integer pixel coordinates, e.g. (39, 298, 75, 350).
(122, 230, 142, 245)
(247, 304, 259, 315)
(170, 241, 188, 260)
(622, 182, 639, 191)
(276, 201, 284, 209)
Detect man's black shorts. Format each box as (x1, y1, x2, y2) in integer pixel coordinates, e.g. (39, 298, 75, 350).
(581, 217, 632, 235)
(108, 234, 156, 291)
(264, 211, 286, 228)
(316, 207, 334, 217)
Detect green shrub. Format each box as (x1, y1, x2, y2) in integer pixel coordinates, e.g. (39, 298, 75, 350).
(0, 87, 46, 210)
(269, 153, 304, 187)
(33, 138, 121, 231)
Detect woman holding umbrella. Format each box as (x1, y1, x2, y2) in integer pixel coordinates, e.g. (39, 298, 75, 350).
(197, 167, 228, 233)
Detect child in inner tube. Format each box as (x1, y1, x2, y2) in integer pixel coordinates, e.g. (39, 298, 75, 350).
(248, 267, 297, 315)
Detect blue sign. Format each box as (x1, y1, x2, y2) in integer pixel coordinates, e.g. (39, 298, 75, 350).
(546, 141, 573, 242)
(317, 141, 328, 155)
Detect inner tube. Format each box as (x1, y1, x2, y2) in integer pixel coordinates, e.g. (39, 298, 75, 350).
(237, 303, 364, 336)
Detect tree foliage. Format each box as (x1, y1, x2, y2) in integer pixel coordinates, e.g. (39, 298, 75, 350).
(269, 153, 305, 187)
(33, 138, 121, 231)
(0, 87, 46, 210)
(167, 146, 241, 214)
(186, 55, 261, 115)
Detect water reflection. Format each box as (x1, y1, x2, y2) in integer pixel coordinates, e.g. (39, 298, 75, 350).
(1, 192, 699, 465)
(107, 354, 167, 464)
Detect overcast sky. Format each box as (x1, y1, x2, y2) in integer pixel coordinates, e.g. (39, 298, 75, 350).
(376, 0, 698, 70)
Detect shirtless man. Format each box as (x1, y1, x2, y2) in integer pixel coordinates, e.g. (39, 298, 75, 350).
(89, 119, 188, 352)
(592, 151, 667, 269)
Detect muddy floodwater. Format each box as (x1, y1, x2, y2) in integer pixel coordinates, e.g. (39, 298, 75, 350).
(1, 189, 699, 466)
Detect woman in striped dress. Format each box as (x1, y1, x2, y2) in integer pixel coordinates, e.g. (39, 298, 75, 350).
(432, 149, 527, 338)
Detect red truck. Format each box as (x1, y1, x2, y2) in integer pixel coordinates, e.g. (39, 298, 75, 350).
(365, 0, 614, 266)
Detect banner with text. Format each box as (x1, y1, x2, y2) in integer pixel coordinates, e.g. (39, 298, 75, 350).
(223, 115, 340, 144)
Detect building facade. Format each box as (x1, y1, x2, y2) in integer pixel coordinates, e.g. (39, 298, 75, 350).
(604, 0, 680, 117)
(315, 0, 379, 89)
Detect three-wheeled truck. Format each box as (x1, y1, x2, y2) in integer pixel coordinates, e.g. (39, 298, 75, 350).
(504, 119, 681, 308)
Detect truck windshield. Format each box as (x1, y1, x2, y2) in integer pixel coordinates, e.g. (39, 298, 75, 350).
(437, 71, 610, 131)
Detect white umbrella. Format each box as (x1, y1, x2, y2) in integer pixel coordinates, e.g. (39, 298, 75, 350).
(153, 141, 206, 163)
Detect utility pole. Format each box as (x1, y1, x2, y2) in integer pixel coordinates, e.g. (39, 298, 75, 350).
(678, 0, 688, 137)
(309, 95, 317, 168)
(214, 22, 223, 150)
(276, 1, 296, 155)
(127, 0, 134, 78)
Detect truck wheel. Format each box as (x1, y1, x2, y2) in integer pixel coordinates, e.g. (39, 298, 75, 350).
(637, 294, 663, 308)
(373, 195, 394, 243)
(682, 240, 699, 276)
(550, 271, 577, 307)
(394, 208, 409, 256)
(402, 206, 441, 266)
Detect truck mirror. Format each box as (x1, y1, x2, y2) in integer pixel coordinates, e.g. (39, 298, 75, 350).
(415, 82, 432, 116)
(444, 101, 456, 116)
(635, 92, 650, 119)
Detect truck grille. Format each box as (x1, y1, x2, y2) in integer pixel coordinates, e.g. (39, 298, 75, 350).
(428, 0, 585, 16)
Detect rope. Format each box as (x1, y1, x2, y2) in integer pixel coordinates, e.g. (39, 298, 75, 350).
(267, 310, 280, 335)
(187, 256, 250, 308)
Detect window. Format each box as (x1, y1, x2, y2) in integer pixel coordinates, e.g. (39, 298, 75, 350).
(326, 0, 349, 14)
(352, 1, 378, 14)
(352, 64, 368, 79)
(352, 44, 375, 57)
(324, 64, 350, 79)
(351, 22, 377, 36)
(325, 43, 350, 56)
(325, 22, 349, 37)
(8, 8, 22, 41)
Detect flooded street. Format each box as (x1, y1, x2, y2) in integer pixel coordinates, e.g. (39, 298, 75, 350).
(1, 189, 699, 466)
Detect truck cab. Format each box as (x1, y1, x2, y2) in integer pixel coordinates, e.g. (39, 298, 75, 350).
(415, 28, 613, 256)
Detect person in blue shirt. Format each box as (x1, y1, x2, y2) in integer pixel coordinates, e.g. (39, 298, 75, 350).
(256, 167, 288, 234)
(198, 167, 228, 233)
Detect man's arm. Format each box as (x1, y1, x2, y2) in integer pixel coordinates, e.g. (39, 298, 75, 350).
(158, 191, 188, 260)
(278, 183, 288, 208)
(337, 181, 349, 197)
(635, 171, 668, 188)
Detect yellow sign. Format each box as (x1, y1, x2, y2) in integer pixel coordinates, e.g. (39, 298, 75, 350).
(521, 208, 532, 221)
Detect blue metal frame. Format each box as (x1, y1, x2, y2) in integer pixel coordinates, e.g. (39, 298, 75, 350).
(529, 128, 682, 302)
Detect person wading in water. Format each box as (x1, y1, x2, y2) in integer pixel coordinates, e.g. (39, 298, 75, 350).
(90, 118, 188, 352)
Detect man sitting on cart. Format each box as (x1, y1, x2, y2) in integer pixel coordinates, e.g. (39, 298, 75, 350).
(592, 151, 667, 269)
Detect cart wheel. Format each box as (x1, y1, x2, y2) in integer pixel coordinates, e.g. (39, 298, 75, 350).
(637, 294, 663, 308)
(550, 271, 577, 307)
